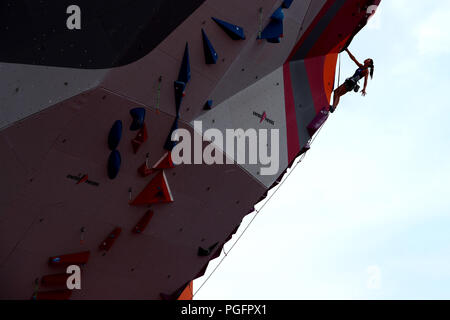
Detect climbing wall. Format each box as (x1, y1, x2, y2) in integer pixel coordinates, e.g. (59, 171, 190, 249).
(0, 0, 381, 299)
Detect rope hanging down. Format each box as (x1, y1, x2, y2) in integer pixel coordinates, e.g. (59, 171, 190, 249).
(193, 122, 328, 297)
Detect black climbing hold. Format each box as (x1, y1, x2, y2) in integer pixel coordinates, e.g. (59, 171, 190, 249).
(174, 81, 186, 115)
(107, 150, 121, 180)
(108, 120, 122, 150)
(203, 100, 214, 110)
(178, 43, 191, 84)
(201, 29, 218, 64)
(129, 108, 146, 131)
(212, 17, 245, 40)
(198, 242, 219, 257)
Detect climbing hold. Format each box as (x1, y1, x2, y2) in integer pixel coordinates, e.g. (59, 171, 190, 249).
(48, 251, 90, 266)
(174, 81, 186, 115)
(130, 171, 174, 206)
(198, 242, 219, 257)
(107, 150, 121, 180)
(133, 210, 155, 234)
(203, 100, 214, 110)
(108, 120, 123, 150)
(160, 282, 191, 301)
(76, 174, 89, 185)
(212, 17, 245, 40)
(282, 0, 294, 8)
(40, 273, 71, 288)
(129, 108, 146, 131)
(260, 7, 284, 43)
(32, 290, 72, 300)
(138, 152, 175, 177)
(178, 43, 191, 84)
(307, 107, 329, 137)
(164, 117, 179, 151)
(131, 123, 148, 154)
(201, 29, 218, 64)
(99, 227, 122, 252)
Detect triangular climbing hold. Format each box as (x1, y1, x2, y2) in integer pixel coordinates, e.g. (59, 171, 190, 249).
(164, 117, 179, 151)
(133, 210, 154, 234)
(138, 152, 175, 177)
(201, 29, 218, 64)
(178, 43, 191, 84)
(260, 7, 284, 43)
(212, 17, 245, 40)
(48, 251, 90, 266)
(130, 171, 174, 205)
(131, 123, 148, 154)
(282, 0, 294, 9)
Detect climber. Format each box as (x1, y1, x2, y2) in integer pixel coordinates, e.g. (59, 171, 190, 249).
(329, 48, 374, 113)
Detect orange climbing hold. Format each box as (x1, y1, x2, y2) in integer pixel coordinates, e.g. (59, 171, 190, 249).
(130, 171, 174, 205)
(99, 227, 122, 251)
(48, 251, 90, 266)
(133, 210, 155, 234)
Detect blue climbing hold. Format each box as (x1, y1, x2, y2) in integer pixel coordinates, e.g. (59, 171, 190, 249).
(178, 43, 191, 84)
(202, 29, 218, 64)
(282, 0, 294, 9)
(212, 17, 245, 40)
(260, 7, 284, 42)
(107, 150, 121, 180)
(271, 7, 285, 21)
(108, 120, 122, 150)
(174, 81, 186, 115)
(129, 108, 146, 131)
(164, 116, 179, 151)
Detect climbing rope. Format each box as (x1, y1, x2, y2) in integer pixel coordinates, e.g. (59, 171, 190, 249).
(193, 122, 328, 297)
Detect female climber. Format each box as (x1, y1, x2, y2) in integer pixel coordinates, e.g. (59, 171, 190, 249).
(330, 48, 374, 113)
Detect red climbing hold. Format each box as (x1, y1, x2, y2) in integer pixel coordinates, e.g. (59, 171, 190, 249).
(33, 290, 72, 300)
(133, 210, 155, 234)
(131, 123, 148, 154)
(48, 251, 90, 266)
(138, 152, 175, 177)
(99, 227, 122, 251)
(40, 273, 71, 288)
(130, 171, 174, 205)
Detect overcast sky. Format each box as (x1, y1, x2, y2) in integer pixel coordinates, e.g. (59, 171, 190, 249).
(194, 0, 450, 300)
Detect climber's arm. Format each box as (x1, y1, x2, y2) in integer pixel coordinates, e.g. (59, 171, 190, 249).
(345, 48, 363, 68)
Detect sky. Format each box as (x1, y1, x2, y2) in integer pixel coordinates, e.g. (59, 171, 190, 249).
(194, 0, 450, 300)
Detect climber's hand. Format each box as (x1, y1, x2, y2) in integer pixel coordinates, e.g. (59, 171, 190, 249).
(361, 90, 367, 96)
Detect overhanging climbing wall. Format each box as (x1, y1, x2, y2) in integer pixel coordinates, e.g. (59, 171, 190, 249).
(0, 0, 381, 299)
